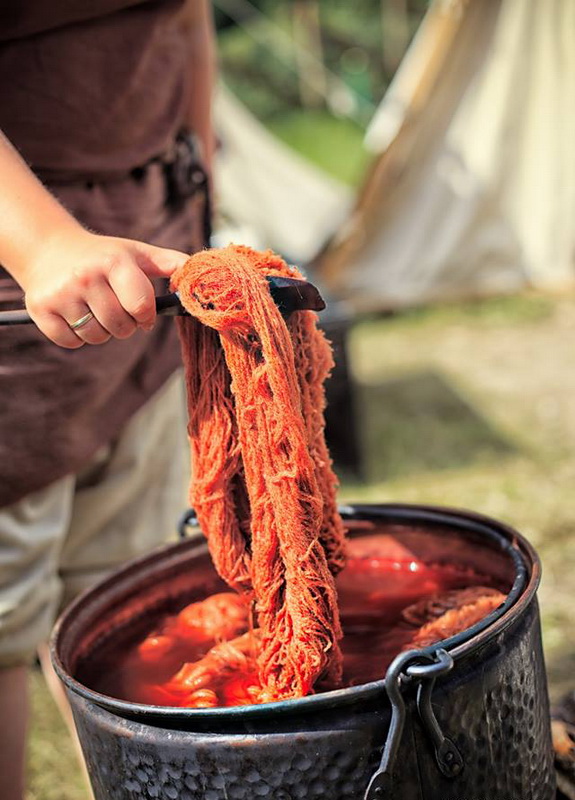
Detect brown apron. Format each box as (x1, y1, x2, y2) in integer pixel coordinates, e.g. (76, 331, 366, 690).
(0, 0, 208, 506)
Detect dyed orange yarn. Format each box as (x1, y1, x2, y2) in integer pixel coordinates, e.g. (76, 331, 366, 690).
(171, 245, 346, 700)
(401, 586, 505, 650)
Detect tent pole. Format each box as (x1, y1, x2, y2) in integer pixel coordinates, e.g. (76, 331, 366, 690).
(381, 0, 410, 76)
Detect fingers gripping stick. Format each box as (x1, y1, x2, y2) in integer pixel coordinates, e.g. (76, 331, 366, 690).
(0, 277, 326, 326)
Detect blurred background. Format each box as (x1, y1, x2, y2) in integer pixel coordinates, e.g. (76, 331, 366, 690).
(29, 1, 575, 797)
(215, 0, 427, 175)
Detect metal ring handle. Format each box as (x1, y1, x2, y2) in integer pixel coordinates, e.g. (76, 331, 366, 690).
(404, 648, 454, 681)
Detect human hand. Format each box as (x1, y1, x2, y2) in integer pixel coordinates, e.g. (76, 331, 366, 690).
(21, 229, 189, 348)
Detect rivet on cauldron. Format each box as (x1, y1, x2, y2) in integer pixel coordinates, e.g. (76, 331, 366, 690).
(441, 750, 463, 778)
(443, 749, 463, 775)
(365, 770, 392, 799)
(435, 738, 464, 778)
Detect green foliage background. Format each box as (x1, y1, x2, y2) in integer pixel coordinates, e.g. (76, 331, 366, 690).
(215, 0, 429, 183)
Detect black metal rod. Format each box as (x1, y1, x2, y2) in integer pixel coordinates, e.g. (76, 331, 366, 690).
(0, 278, 326, 326)
(0, 308, 34, 325)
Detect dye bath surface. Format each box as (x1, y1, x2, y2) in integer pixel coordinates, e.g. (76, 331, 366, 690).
(337, 539, 502, 686)
(81, 532, 510, 708)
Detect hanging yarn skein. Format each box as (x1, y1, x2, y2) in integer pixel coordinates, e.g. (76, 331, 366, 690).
(171, 244, 346, 700)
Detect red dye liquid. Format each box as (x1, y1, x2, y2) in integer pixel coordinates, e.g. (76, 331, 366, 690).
(90, 537, 505, 708)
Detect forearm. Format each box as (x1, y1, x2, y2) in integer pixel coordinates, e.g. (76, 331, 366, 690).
(0, 131, 187, 349)
(0, 131, 83, 289)
(183, 0, 217, 176)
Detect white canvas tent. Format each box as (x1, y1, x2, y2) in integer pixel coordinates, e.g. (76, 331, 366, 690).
(213, 86, 353, 266)
(215, 0, 575, 311)
(314, 0, 575, 310)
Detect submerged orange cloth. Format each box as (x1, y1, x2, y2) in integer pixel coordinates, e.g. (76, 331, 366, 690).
(401, 586, 506, 649)
(171, 245, 346, 700)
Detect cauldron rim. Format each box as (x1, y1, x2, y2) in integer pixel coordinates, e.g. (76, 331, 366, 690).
(50, 502, 539, 724)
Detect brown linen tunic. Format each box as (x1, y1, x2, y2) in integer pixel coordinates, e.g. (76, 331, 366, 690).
(0, 0, 203, 507)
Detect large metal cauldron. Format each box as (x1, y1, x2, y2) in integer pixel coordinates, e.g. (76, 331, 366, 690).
(51, 504, 556, 800)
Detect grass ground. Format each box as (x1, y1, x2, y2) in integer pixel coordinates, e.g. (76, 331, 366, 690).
(339, 292, 575, 702)
(26, 290, 575, 798)
(27, 669, 88, 800)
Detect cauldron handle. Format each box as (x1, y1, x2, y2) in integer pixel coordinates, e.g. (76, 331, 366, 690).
(364, 648, 462, 800)
(413, 665, 464, 778)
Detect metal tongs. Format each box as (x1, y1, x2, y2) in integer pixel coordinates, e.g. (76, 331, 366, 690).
(0, 276, 326, 326)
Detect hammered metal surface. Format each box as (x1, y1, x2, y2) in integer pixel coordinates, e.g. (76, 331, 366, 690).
(56, 505, 556, 800)
(72, 708, 390, 800)
(411, 600, 555, 800)
(68, 597, 555, 800)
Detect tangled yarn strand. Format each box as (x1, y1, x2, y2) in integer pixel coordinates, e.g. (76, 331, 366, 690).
(173, 245, 345, 698)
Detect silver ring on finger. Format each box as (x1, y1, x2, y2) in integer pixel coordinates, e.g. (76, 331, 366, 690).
(69, 311, 95, 330)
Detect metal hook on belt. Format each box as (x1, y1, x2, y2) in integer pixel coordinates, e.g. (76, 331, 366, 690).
(364, 648, 464, 800)
(177, 507, 200, 539)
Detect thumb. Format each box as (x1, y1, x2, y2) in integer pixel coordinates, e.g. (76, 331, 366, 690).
(134, 242, 190, 279)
